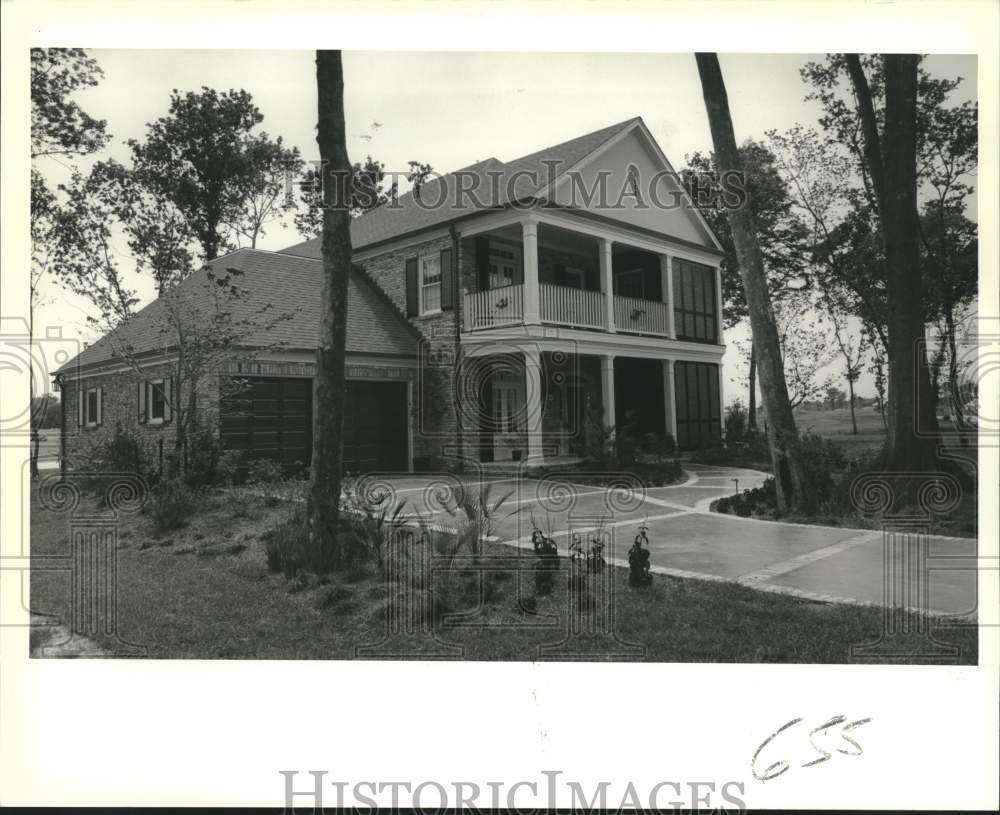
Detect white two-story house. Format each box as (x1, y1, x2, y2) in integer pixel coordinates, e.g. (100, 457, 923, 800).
(56, 117, 726, 475)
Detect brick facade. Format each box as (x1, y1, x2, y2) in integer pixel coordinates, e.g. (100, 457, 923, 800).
(60, 362, 220, 475)
(361, 235, 466, 469)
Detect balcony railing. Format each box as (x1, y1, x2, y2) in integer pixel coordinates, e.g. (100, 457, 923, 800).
(463, 284, 524, 331)
(540, 284, 605, 330)
(613, 295, 671, 337)
(463, 284, 674, 339)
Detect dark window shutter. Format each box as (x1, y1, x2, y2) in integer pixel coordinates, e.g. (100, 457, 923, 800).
(405, 257, 419, 316)
(163, 377, 173, 423)
(78, 386, 85, 427)
(138, 381, 147, 424)
(440, 248, 454, 310)
(475, 237, 490, 291)
(96, 387, 103, 426)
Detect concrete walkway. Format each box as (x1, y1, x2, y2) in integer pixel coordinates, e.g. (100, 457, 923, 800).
(365, 464, 979, 618)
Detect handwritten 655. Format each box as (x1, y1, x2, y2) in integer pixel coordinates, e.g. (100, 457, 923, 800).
(752, 715, 872, 782)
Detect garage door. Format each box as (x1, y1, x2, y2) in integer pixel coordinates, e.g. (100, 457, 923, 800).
(220, 377, 313, 473)
(220, 376, 409, 476)
(343, 380, 409, 474)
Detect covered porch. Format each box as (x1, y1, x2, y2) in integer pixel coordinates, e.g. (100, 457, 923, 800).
(461, 347, 722, 464)
(459, 217, 722, 345)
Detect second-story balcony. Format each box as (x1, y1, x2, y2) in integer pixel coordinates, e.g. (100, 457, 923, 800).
(460, 219, 721, 343)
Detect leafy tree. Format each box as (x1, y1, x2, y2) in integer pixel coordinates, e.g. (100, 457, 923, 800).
(773, 294, 835, 409)
(799, 54, 978, 470)
(30, 48, 110, 306)
(30, 48, 110, 478)
(125, 87, 295, 261)
(682, 140, 810, 427)
(695, 53, 810, 513)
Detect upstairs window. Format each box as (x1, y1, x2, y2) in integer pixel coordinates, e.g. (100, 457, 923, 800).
(488, 241, 520, 289)
(420, 254, 442, 314)
(672, 258, 718, 343)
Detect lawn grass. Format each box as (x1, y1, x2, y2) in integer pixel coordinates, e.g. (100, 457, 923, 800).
(29, 486, 976, 663)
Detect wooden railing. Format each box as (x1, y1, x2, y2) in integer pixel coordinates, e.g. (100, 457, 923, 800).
(540, 284, 606, 330)
(464, 285, 673, 338)
(613, 295, 671, 337)
(463, 285, 524, 331)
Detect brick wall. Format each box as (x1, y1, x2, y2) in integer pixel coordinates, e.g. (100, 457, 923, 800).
(61, 362, 220, 475)
(362, 235, 467, 469)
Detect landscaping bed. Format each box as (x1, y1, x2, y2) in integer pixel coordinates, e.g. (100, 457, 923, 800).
(30, 483, 976, 663)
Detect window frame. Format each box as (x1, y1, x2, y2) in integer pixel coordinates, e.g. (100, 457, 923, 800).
(83, 388, 99, 428)
(672, 258, 719, 344)
(418, 252, 443, 315)
(148, 379, 166, 425)
(487, 239, 522, 291)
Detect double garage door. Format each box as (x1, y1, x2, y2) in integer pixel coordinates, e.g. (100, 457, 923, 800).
(220, 376, 409, 475)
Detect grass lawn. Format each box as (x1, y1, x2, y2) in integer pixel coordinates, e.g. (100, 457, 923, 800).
(29, 486, 976, 663)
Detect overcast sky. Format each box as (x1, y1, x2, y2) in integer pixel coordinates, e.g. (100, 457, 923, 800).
(33, 50, 978, 401)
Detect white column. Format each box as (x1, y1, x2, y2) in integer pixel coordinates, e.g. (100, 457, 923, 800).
(714, 260, 724, 345)
(600, 354, 616, 431)
(662, 359, 677, 441)
(522, 218, 541, 325)
(599, 238, 615, 332)
(524, 347, 545, 462)
(660, 253, 675, 339)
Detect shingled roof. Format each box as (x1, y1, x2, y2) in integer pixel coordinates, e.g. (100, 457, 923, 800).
(280, 117, 642, 259)
(56, 249, 419, 374)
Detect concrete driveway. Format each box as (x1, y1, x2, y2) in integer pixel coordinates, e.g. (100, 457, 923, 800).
(364, 464, 980, 618)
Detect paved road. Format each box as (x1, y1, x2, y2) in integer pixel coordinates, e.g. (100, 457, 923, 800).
(363, 464, 980, 618)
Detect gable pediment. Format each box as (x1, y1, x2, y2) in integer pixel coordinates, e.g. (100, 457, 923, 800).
(545, 124, 721, 250)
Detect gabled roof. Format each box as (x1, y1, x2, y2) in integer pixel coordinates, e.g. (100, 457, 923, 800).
(55, 248, 418, 375)
(280, 117, 644, 259)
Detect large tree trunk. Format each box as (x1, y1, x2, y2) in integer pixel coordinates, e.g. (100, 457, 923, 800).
(696, 53, 808, 513)
(747, 342, 758, 431)
(307, 50, 353, 572)
(846, 54, 936, 471)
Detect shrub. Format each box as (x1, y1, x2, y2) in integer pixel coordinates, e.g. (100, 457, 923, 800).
(247, 457, 285, 485)
(339, 475, 411, 569)
(78, 423, 152, 482)
(725, 400, 749, 442)
(262, 512, 310, 578)
(530, 523, 560, 597)
(183, 428, 242, 487)
(796, 433, 847, 507)
(148, 478, 197, 532)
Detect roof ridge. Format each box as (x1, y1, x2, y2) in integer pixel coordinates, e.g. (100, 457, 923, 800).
(505, 116, 639, 166)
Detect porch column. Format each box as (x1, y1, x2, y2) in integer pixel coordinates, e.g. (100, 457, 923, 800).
(662, 359, 677, 441)
(600, 354, 616, 431)
(660, 253, 676, 339)
(524, 347, 545, 462)
(599, 238, 616, 332)
(713, 260, 724, 344)
(522, 218, 541, 325)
